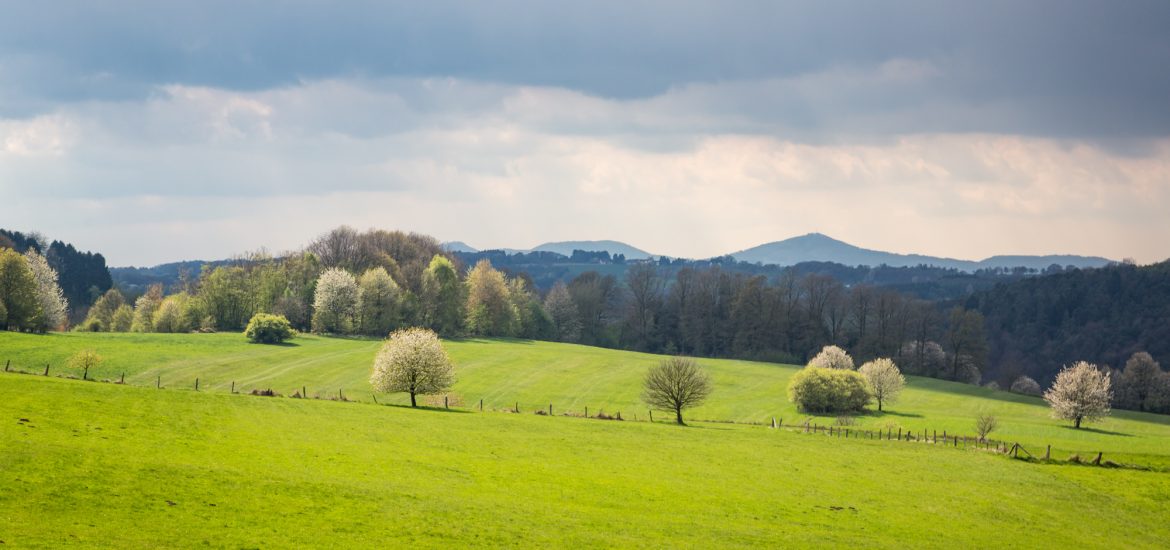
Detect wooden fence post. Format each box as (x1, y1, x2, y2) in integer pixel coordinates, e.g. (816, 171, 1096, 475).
(195, 378, 199, 391)
(771, 417, 776, 429)
(778, 418, 783, 428)
(231, 381, 235, 393)
(44, 364, 50, 376)
(898, 428, 902, 440)
(446, 395, 450, 409)
(548, 403, 552, 415)
(514, 401, 519, 413)
(1045, 445, 1051, 460)
(649, 410, 653, 422)
(372, 394, 378, 404)
(1093, 452, 1102, 465)
(480, 398, 484, 412)
(585, 406, 589, 417)
(157, 375, 161, 388)
(121, 372, 125, 384)
(4, 359, 9, 372)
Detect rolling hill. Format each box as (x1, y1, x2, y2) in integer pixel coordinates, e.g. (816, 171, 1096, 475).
(731, 233, 1114, 270)
(528, 240, 654, 259)
(2, 331, 1168, 466)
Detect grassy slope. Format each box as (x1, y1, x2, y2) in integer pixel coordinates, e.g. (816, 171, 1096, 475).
(2, 331, 1169, 466)
(2, 374, 1169, 548)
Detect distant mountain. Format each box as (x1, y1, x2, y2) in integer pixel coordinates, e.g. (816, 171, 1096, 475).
(731, 233, 1113, 271)
(442, 241, 479, 253)
(530, 240, 654, 260)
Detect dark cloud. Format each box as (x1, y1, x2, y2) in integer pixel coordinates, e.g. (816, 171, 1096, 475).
(2, 1, 1169, 138)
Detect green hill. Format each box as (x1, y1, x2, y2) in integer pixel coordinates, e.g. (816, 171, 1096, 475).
(2, 374, 1169, 548)
(2, 331, 1169, 467)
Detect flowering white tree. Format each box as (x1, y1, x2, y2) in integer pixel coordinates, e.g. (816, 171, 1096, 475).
(371, 327, 455, 407)
(858, 358, 905, 411)
(311, 268, 358, 334)
(808, 345, 854, 370)
(1009, 375, 1042, 396)
(1044, 361, 1112, 429)
(23, 250, 67, 331)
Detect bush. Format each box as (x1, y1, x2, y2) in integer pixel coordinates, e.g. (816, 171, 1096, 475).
(787, 366, 872, 413)
(244, 313, 295, 344)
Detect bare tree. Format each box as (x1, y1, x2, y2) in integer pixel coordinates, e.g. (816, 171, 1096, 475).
(975, 413, 998, 442)
(1044, 361, 1112, 429)
(642, 357, 713, 425)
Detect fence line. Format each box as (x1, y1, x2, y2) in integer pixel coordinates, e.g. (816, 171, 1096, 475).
(0, 361, 1124, 468)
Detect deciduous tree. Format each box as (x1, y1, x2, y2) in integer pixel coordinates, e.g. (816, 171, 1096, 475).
(1044, 361, 1112, 429)
(23, 250, 68, 331)
(808, 345, 854, 370)
(464, 260, 514, 336)
(543, 281, 581, 342)
(370, 327, 455, 407)
(311, 268, 358, 334)
(357, 267, 402, 336)
(858, 358, 905, 411)
(642, 357, 712, 425)
(67, 349, 102, 380)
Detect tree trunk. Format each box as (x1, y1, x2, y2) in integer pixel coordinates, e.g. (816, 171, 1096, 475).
(410, 392, 417, 407)
(1075, 416, 1082, 429)
(878, 399, 883, 412)
(675, 408, 684, 425)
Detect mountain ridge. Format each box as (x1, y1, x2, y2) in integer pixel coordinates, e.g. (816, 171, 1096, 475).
(730, 233, 1114, 271)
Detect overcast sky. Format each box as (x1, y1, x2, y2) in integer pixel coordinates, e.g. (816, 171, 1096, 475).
(2, 1, 1169, 266)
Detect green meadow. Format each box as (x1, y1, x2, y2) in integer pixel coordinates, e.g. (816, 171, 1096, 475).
(2, 331, 1168, 467)
(2, 374, 1170, 548)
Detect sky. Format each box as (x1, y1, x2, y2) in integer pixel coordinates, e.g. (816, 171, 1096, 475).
(2, 1, 1169, 267)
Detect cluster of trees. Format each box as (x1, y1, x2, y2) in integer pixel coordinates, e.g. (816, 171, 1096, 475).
(1, 229, 112, 318)
(787, 346, 906, 414)
(0, 247, 69, 332)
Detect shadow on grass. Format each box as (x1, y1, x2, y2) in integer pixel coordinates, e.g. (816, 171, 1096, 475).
(251, 341, 300, 347)
(378, 403, 472, 414)
(1060, 425, 1133, 437)
(872, 410, 924, 419)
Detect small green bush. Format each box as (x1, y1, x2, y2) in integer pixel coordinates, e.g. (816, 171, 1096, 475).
(788, 366, 872, 413)
(244, 313, 295, 344)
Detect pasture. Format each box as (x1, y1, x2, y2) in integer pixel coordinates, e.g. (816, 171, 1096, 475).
(2, 331, 1169, 468)
(2, 374, 1169, 548)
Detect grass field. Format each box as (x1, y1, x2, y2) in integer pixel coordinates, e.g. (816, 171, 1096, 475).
(2, 331, 1170, 468)
(2, 373, 1169, 548)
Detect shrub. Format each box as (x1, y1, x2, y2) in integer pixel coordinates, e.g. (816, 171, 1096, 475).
(788, 366, 872, 413)
(244, 313, 295, 344)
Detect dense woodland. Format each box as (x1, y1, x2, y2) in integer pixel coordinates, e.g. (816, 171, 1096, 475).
(2, 226, 1167, 413)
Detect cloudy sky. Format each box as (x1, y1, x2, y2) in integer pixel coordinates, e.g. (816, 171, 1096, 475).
(2, 1, 1169, 266)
